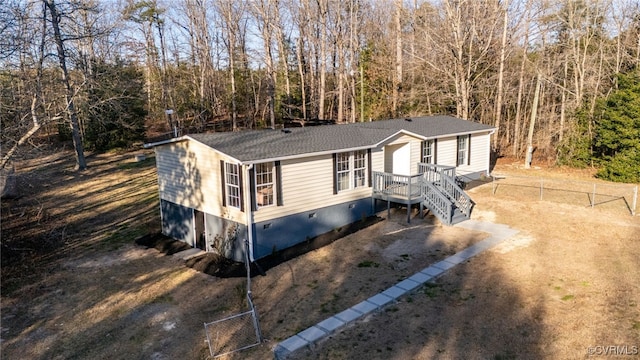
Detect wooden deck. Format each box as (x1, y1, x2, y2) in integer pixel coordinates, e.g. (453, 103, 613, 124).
(372, 164, 474, 224)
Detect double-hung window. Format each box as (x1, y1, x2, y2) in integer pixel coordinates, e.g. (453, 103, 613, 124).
(336, 152, 351, 192)
(255, 162, 274, 207)
(457, 135, 469, 166)
(225, 162, 241, 208)
(353, 151, 367, 188)
(335, 150, 368, 192)
(422, 139, 435, 164)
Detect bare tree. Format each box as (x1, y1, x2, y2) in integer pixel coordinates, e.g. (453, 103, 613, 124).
(45, 0, 87, 170)
(1, 1, 48, 169)
(218, 0, 245, 131)
(317, 0, 328, 121)
(392, 0, 402, 117)
(183, 0, 218, 128)
(525, 71, 541, 168)
(252, 0, 277, 129)
(493, 0, 509, 149)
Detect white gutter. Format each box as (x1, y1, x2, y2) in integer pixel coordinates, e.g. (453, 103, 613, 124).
(143, 135, 189, 149)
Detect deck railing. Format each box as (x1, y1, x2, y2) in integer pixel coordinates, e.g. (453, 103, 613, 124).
(420, 180, 453, 225)
(372, 171, 423, 200)
(418, 162, 474, 217)
(417, 163, 455, 183)
(373, 165, 474, 224)
(440, 174, 474, 217)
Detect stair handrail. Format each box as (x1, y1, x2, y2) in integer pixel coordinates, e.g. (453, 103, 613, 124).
(420, 178, 453, 225)
(439, 174, 475, 217)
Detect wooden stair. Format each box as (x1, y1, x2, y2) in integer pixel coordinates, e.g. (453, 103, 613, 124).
(421, 175, 474, 226)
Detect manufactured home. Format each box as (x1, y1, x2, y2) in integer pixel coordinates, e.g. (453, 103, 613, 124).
(144, 116, 495, 262)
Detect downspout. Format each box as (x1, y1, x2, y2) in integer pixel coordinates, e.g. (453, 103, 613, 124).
(244, 163, 255, 262)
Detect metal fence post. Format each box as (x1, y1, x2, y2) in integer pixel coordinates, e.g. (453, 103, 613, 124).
(540, 179, 543, 200)
(592, 183, 596, 208)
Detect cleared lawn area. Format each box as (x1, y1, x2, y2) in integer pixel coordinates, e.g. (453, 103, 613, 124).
(2, 150, 639, 359)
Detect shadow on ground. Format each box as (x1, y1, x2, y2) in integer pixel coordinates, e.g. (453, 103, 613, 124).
(137, 215, 384, 279)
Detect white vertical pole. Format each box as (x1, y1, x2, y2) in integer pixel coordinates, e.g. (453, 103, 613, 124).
(592, 183, 596, 208)
(407, 176, 412, 223)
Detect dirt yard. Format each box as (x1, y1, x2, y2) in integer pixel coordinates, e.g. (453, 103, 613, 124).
(1, 150, 639, 360)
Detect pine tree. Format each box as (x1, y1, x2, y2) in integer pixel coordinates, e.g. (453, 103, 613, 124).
(593, 69, 640, 182)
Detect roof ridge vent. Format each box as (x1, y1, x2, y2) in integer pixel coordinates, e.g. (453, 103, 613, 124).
(404, 117, 412, 122)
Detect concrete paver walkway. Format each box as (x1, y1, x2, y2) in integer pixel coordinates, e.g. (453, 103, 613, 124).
(272, 220, 519, 359)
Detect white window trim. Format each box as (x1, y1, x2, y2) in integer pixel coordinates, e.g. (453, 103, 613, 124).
(422, 139, 434, 164)
(225, 162, 241, 208)
(353, 150, 367, 188)
(336, 150, 368, 192)
(255, 162, 275, 208)
(337, 152, 351, 192)
(457, 136, 468, 166)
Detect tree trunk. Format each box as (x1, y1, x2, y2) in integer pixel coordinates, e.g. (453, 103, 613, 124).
(559, 52, 568, 143)
(525, 72, 541, 169)
(296, 37, 307, 120)
(393, 0, 402, 116)
(45, 0, 86, 171)
(512, 1, 530, 156)
(493, 0, 509, 150)
(318, 0, 327, 120)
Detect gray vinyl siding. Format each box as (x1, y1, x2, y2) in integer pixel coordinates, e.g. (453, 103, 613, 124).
(410, 140, 422, 175)
(253, 154, 373, 223)
(435, 136, 457, 167)
(382, 133, 423, 175)
(433, 132, 491, 176)
(458, 132, 491, 177)
(154, 140, 246, 225)
(371, 147, 384, 172)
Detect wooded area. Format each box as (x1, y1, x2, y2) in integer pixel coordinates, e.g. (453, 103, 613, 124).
(1, 0, 639, 181)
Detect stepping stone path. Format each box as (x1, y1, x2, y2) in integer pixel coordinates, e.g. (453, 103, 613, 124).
(273, 220, 519, 359)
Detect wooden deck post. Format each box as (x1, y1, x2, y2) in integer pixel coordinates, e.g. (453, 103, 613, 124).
(387, 198, 391, 219)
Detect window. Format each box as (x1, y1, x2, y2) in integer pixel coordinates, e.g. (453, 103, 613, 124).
(336, 152, 351, 191)
(353, 150, 367, 188)
(422, 139, 435, 164)
(225, 162, 241, 208)
(255, 162, 274, 207)
(457, 135, 469, 166)
(335, 150, 369, 193)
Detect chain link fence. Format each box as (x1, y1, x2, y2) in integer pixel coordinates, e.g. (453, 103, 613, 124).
(204, 295, 262, 358)
(480, 173, 637, 216)
(204, 240, 263, 358)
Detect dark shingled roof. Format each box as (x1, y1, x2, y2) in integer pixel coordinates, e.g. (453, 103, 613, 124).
(179, 115, 494, 163)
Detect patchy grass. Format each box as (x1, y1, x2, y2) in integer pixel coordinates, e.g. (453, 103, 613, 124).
(2, 150, 639, 360)
(357, 260, 380, 268)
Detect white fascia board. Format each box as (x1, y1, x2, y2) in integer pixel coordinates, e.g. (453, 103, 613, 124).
(143, 136, 189, 148)
(242, 145, 375, 165)
(426, 128, 496, 140)
(146, 135, 244, 165)
(375, 130, 427, 146)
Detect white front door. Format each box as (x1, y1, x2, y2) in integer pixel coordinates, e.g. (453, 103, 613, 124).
(391, 143, 411, 175)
